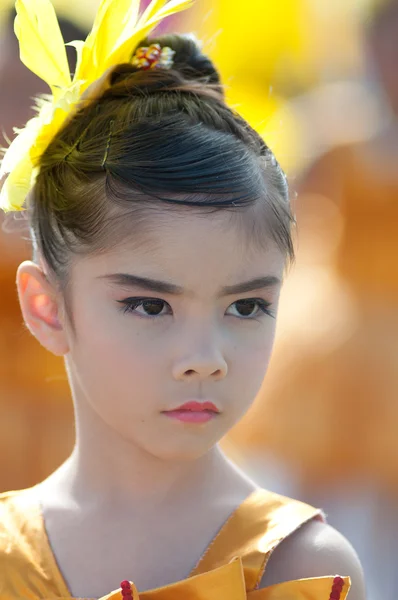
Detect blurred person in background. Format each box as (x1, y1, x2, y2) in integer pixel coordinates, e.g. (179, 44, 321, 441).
(296, 0, 398, 487)
(295, 3, 398, 596)
(0, 8, 87, 492)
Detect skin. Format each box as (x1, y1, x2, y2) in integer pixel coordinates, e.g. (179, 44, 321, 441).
(17, 209, 365, 598)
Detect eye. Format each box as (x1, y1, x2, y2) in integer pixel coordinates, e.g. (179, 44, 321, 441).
(118, 297, 171, 318)
(227, 298, 274, 319)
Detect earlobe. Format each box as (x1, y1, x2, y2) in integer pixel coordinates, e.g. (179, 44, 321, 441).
(16, 260, 69, 356)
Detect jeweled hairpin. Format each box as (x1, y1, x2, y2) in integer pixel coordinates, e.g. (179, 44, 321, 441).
(131, 43, 175, 70)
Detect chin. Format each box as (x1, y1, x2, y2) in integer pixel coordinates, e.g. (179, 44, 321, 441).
(141, 438, 217, 463)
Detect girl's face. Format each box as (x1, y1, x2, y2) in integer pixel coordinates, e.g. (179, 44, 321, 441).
(63, 211, 285, 461)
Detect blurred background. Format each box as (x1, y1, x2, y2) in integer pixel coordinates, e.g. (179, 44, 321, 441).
(1, 0, 397, 597)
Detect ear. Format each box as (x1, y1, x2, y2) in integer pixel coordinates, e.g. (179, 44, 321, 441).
(16, 260, 69, 356)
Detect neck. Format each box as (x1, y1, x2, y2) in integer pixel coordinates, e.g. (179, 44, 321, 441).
(57, 444, 232, 511)
(42, 391, 247, 514)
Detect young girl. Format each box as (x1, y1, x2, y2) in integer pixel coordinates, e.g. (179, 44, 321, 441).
(0, 1, 365, 599)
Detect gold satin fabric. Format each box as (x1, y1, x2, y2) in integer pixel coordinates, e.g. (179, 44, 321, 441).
(0, 487, 351, 600)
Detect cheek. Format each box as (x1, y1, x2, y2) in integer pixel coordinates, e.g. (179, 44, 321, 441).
(69, 302, 163, 406)
(229, 322, 277, 401)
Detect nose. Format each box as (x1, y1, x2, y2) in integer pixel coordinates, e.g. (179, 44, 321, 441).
(171, 335, 228, 382)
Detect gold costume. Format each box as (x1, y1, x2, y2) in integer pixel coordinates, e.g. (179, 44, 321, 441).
(0, 487, 350, 599)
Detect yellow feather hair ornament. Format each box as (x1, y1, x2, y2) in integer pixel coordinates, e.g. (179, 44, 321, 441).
(0, 0, 193, 212)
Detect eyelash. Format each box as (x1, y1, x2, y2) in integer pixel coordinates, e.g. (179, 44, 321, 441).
(117, 297, 275, 320)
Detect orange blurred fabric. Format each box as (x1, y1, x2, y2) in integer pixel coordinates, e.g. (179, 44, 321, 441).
(302, 142, 398, 301)
(0, 486, 350, 599)
(0, 224, 74, 492)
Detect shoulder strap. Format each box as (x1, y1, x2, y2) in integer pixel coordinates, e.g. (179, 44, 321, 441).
(0, 487, 70, 598)
(189, 488, 325, 592)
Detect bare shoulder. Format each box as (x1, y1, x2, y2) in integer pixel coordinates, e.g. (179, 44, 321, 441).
(260, 518, 366, 600)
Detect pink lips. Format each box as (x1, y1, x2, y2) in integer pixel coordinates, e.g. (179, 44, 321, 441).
(163, 400, 220, 423)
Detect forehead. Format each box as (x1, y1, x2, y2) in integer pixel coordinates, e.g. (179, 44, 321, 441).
(74, 210, 285, 289)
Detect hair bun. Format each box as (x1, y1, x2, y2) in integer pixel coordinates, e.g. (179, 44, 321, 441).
(147, 33, 220, 84)
(107, 33, 223, 97)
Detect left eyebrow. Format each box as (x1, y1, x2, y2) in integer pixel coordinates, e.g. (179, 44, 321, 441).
(220, 276, 281, 295)
(100, 273, 281, 296)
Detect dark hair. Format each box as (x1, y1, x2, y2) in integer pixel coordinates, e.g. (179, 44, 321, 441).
(28, 33, 294, 284)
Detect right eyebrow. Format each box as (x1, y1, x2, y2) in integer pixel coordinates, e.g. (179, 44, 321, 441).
(99, 273, 184, 295)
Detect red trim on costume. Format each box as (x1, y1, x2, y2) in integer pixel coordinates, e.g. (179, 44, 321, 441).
(120, 580, 133, 599)
(329, 576, 345, 600)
